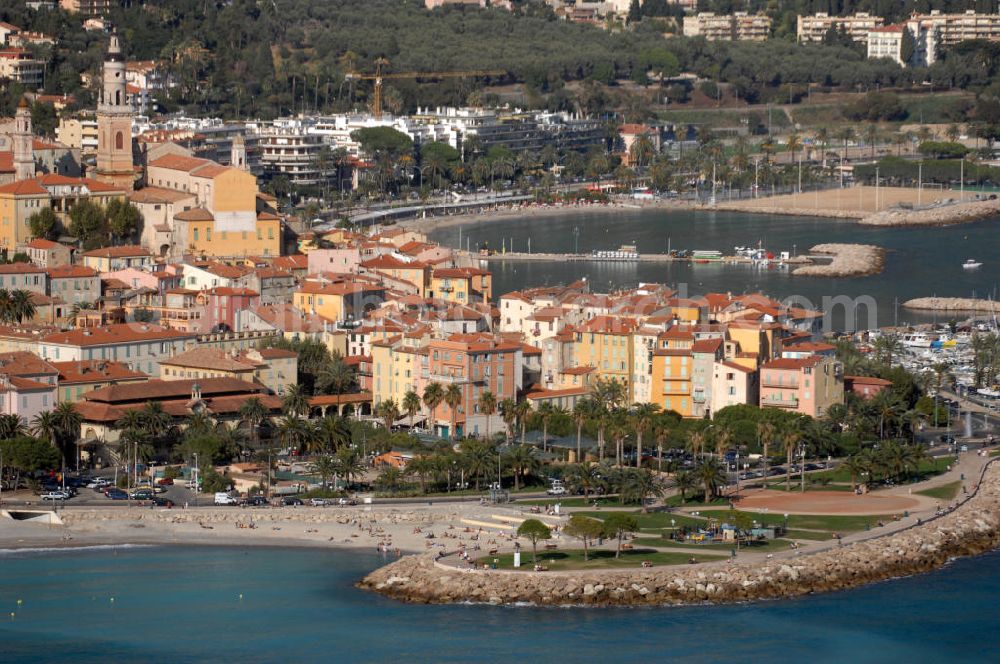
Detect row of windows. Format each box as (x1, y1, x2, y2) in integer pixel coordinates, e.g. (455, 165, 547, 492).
(193, 227, 274, 242)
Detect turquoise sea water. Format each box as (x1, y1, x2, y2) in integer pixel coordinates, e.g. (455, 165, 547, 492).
(429, 208, 1000, 329)
(0, 544, 997, 662)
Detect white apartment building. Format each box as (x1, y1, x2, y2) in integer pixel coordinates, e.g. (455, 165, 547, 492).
(797, 12, 884, 44)
(683, 12, 771, 41)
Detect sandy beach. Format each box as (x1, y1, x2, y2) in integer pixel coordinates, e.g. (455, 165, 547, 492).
(0, 500, 539, 556)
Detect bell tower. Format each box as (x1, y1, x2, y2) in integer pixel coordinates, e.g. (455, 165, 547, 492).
(13, 97, 33, 182)
(95, 31, 134, 191)
(231, 133, 247, 170)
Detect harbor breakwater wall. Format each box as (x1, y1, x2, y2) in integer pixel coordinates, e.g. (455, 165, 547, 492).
(359, 463, 1000, 607)
(860, 197, 1000, 227)
(792, 243, 885, 277)
(903, 297, 999, 313)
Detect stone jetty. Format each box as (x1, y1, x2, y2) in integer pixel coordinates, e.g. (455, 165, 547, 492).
(860, 197, 1000, 227)
(359, 462, 1000, 607)
(792, 243, 885, 278)
(903, 297, 999, 313)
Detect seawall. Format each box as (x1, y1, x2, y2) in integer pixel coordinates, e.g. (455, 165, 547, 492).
(860, 197, 1000, 227)
(359, 462, 1000, 606)
(792, 243, 885, 278)
(903, 297, 999, 313)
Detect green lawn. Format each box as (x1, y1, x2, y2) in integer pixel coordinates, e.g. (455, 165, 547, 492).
(476, 548, 725, 570)
(575, 510, 706, 530)
(518, 497, 628, 508)
(784, 529, 834, 541)
(631, 537, 794, 552)
(663, 494, 730, 508)
(699, 510, 879, 533)
(805, 456, 955, 486)
(916, 481, 962, 501)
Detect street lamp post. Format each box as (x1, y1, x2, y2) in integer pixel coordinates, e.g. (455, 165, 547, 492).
(193, 452, 199, 507)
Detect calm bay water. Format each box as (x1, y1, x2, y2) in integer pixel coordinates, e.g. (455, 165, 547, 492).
(429, 208, 1000, 329)
(0, 544, 997, 662)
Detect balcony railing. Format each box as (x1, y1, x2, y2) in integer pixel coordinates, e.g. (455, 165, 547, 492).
(761, 379, 799, 389)
(762, 394, 799, 407)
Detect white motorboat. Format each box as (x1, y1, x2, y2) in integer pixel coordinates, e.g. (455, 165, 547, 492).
(902, 332, 935, 348)
(963, 259, 983, 269)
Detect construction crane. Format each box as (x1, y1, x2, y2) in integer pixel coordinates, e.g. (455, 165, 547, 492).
(346, 58, 506, 120)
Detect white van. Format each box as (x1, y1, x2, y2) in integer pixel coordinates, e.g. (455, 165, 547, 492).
(214, 492, 237, 506)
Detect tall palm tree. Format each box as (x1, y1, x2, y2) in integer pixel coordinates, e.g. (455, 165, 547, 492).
(572, 398, 591, 463)
(756, 420, 775, 479)
(333, 446, 365, 485)
(30, 411, 59, 448)
(402, 390, 422, 431)
(53, 401, 82, 465)
(873, 333, 903, 367)
(536, 401, 555, 452)
(686, 429, 706, 460)
(478, 390, 497, 441)
(282, 384, 310, 418)
(239, 397, 270, 451)
(443, 384, 462, 442)
(315, 414, 350, 452)
(782, 428, 802, 491)
(9, 290, 35, 323)
(630, 403, 659, 469)
(513, 400, 531, 446)
(499, 397, 518, 442)
(422, 382, 444, 437)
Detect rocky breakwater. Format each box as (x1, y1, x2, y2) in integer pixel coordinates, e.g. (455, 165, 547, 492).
(903, 297, 999, 313)
(792, 243, 885, 278)
(359, 463, 1000, 607)
(861, 197, 1000, 227)
(711, 203, 866, 220)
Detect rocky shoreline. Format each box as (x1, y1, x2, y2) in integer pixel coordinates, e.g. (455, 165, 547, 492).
(860, 197, 1000, 227)
(358, 462, 1000, 607)
(712, 203, 866, 220)
(792, 243, 886, 278)
(903, 297, 999, 313)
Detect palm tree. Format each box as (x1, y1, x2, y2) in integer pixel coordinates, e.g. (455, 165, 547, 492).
(185, 411, 214, 437)
(756, 420, 775, 480)
(52, 401, 82, 465)
(782, 427, 801, 491)
(786, 132, 802, 166)
(499, 397, 518, 442)
(402, 390, 422, 431)
(695, 457, 726, 503)
(622, 469, 664, 512)
(630, 403, 659, 469)
(815, 126, 830, 168)
(443, 384, 462, 442)
(564, 463, 600, 500)
(572, 397, 593, 462)
(503, 444, 539, 491)
(686, 429, 706, 459)
(282, 384, 310, 418)
(31, 411, 59, 448)
(375, 398, 399, 433)
(513, 400, 531, 445)
(864, 123, 879, 158)
(628, 132, 656, 170)
(315, 414, 350, 452)
(313, 454, 338, 488)
(8, 290, 35, 323)
(673, 469, 697, 504)
(422, 382, 444, 437)
(275, 414, 309, 452)
(478, 390, 497, 441)
(239, 397, 270, 451)
(536, 401, 555, 451)
(333, 446, 365, 485)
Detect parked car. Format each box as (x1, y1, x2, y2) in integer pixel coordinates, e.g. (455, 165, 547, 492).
(106, 488, 128, 500)
(281, 497, 303, 507)
(40, 490, 70, 500)
(151, 497, 175, 507)
(310, 498, 330, 507)
(239, 496, 270, 507)
(157, 477, 174, 486)
(214, 492, 238, 506)
(87, 478, 111, 489)
(546, 485, 567, 496)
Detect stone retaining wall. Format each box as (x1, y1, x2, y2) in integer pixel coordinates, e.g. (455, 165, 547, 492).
(59, 507, 443, 528)
(358, 463, 1000, 607)
(711, 204, 866, 220)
